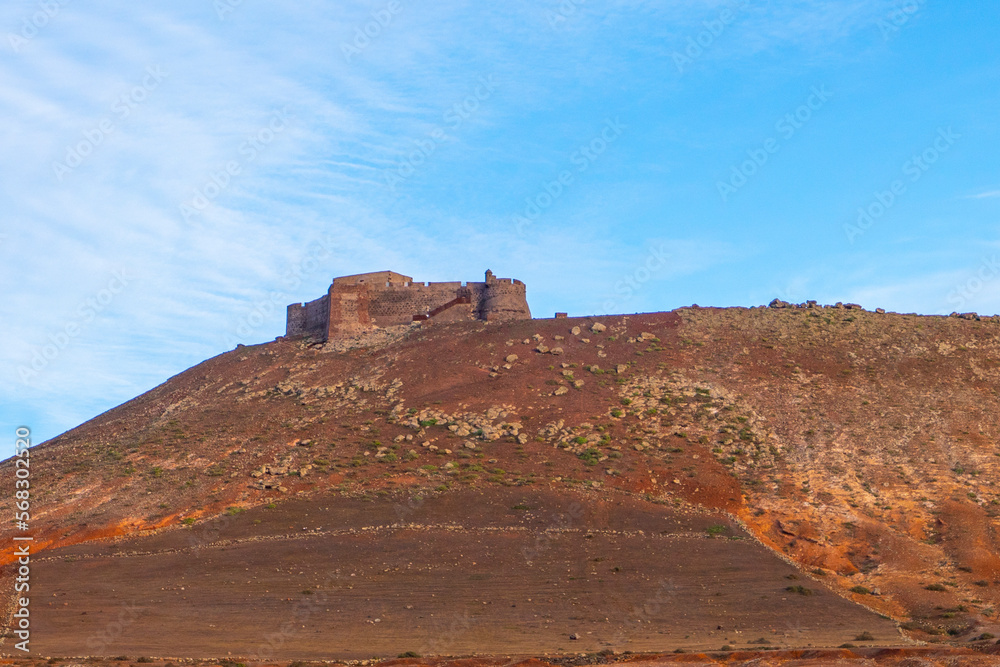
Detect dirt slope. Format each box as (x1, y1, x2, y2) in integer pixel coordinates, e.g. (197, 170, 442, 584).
(2, 305, 1000, 656)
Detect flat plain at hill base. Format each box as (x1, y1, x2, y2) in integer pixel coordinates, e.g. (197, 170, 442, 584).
(21, 489, 898, 659)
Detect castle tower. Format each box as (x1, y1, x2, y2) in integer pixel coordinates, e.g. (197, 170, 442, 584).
(478, 269, 531, 321)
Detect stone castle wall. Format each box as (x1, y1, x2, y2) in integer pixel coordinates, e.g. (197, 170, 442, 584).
(286, 270, 530, 341)
(286, 294, 330, 338)
(367, 282, 470, 326)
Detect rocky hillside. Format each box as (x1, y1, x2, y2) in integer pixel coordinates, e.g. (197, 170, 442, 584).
(3, 303, 1000, 649)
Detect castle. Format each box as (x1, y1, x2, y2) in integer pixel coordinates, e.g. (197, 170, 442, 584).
(286, 270, 531, 342)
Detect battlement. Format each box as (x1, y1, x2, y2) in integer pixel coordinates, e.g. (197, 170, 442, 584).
(286, 270, 531, 342)
(333, 271, 412, 287)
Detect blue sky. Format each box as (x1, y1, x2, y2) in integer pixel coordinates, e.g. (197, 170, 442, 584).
(3, 0, 999, 443)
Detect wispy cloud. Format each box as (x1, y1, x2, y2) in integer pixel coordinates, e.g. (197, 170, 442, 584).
(2, 1, 997, 442)
(967, 190, 1000, 199)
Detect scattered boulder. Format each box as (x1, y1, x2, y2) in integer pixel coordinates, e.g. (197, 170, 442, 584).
(769, 298, 790, 309)
(505, 354, 518, 363)
(550, 347, 564, 355)
(591, 322, 606, 333)
(553, 386, 569, 396)
(570, 326, 581, 335)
